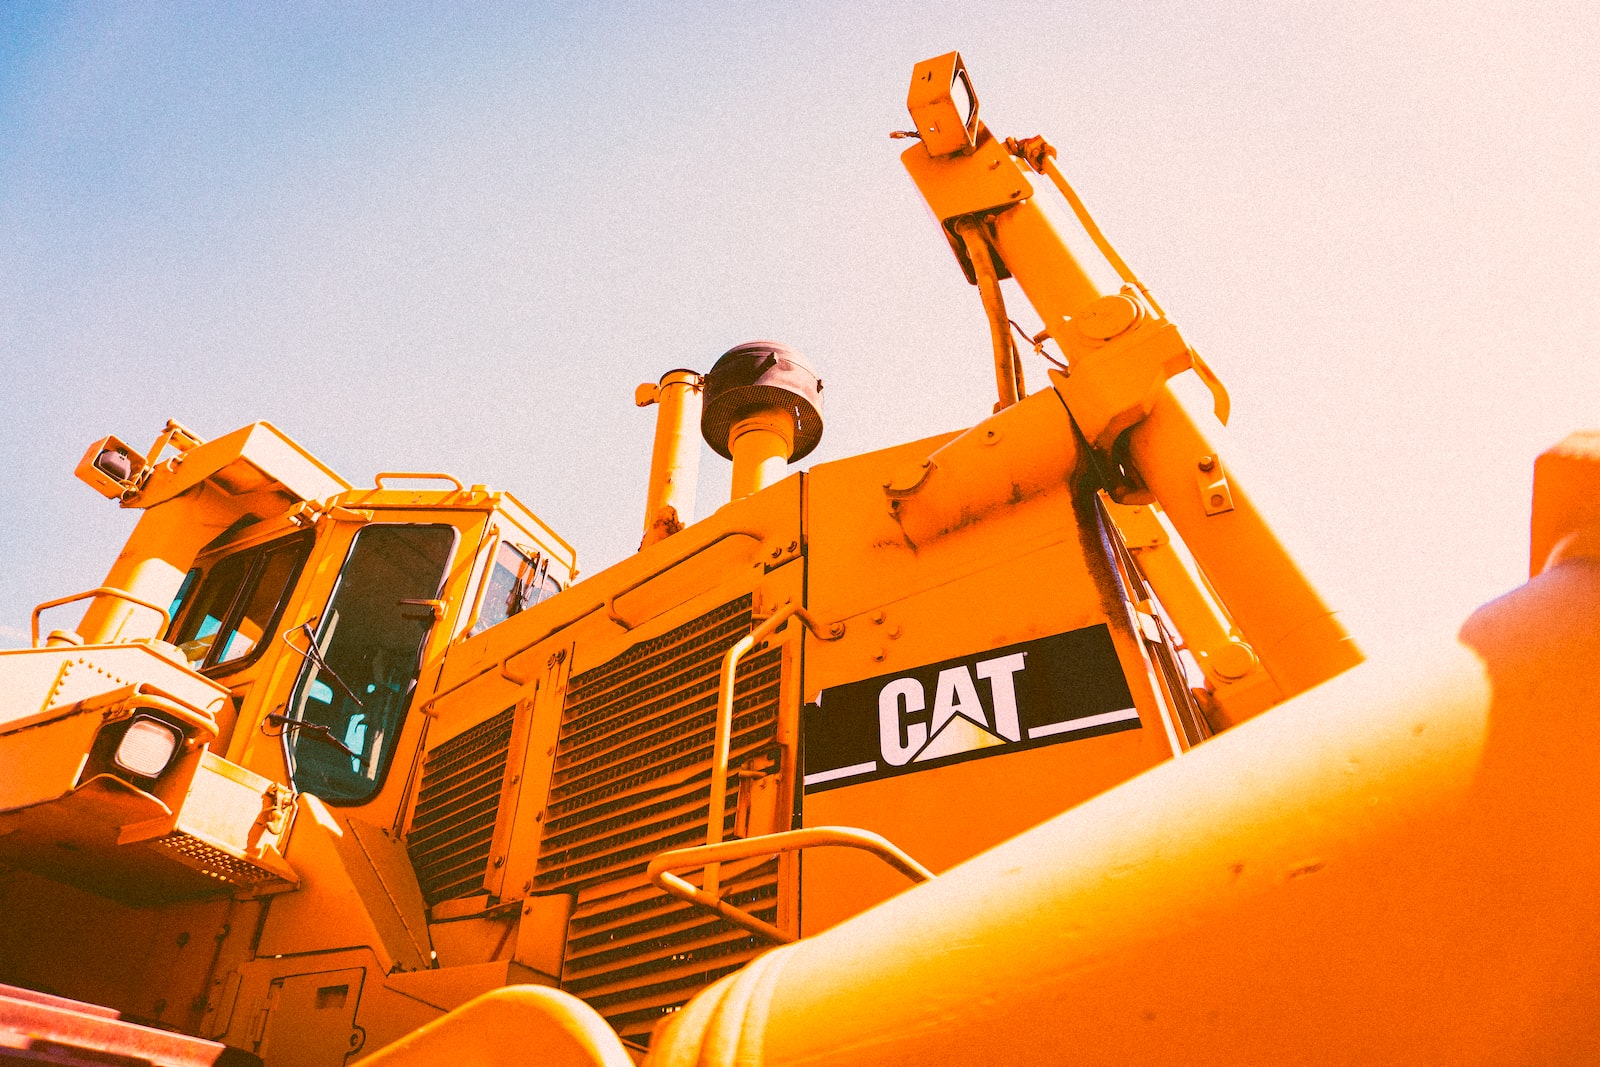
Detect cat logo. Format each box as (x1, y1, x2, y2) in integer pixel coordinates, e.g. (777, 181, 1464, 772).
(877, 652, 1027, 766)
(802, 624, 1139, 792)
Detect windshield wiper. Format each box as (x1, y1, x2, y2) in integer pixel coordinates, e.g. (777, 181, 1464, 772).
(265, 713, 367, 766)
(281, 621, 365, 708)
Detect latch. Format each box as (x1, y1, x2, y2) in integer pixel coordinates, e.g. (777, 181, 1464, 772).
(398, 598, 447, 623)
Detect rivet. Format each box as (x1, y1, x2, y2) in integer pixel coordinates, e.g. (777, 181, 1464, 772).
(1198, 455, 1216, 472)
(872, 648, 887, 662)
(871, 611, 886, 624)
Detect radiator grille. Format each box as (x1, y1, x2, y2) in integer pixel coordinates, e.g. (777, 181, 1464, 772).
(563, 861, 781, 1045)
(409, 706, 516, 906)
(539, 594, 789, 1043)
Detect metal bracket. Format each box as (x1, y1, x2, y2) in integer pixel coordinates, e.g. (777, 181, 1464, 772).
(1196, 454, 1235, 516)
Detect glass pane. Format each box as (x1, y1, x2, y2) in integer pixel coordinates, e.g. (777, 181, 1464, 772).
(172, 552, 253, 667)
(471, 542, 549, 636)
(165, 569, 201, 642)
(953, 68, 976, 127)
(285, 524, 456, 804)
(215, 539, 311, 666)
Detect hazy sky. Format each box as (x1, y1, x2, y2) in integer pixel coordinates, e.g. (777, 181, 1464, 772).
(3, 1, 1597, 655)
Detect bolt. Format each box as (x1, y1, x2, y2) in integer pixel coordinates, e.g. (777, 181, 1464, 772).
(770, 546, 783, 559)
(989, 158, 1001, 170)
(788, 540, 798, 552)
(1210, 494, 1225, 508)
(871, 611, 886, 624)
(523, 880, 533, 893)
(872, 648, 887, 662)
(1198, 455, 1216, 472)
(493, 855, 504, 869)
(887, 625, 902, 639)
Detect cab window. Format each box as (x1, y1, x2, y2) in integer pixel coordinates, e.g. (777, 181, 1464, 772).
(471, 540, 560, 636)
(169, 533, 313, 672)
(283, 523, 456, 804)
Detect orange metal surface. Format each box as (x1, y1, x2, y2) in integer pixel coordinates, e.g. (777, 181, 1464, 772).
(355, 985, 632, 1067)
(648, 554, 1600, 1064)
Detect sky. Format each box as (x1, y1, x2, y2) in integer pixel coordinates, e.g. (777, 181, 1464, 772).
(2, 1, 1598, 658)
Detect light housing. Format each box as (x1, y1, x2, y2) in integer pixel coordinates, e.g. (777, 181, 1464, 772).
(906, 51, 979, 157)
(75, 434, 148, 499)
(113, 715, 183, 778)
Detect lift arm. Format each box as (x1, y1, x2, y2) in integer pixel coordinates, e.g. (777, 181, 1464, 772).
(899, 52, 1360, 719)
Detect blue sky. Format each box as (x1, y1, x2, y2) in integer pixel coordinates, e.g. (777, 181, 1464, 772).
(3, 1, 1599, 652)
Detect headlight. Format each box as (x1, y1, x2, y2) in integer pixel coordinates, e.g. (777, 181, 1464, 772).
(113, 715, 183, 778)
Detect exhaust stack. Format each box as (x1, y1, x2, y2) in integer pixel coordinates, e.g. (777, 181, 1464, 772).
(636, 369, 705, 549)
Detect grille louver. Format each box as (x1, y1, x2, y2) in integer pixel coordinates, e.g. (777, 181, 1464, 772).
(538, 594, 789, 1044)
(409, 706, 516, 906)
(563, 860, 780, 1043)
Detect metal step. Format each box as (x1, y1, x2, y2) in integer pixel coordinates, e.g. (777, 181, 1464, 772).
(0, 984, 259, 1067)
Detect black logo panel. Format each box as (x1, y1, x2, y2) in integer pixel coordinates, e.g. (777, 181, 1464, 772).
(803, 624, 1137, 792)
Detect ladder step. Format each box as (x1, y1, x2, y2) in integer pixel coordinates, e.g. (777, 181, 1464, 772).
(0, 985, 259, 1067)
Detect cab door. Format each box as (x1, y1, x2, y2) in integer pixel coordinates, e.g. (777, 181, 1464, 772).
(278, 523, 458, 806)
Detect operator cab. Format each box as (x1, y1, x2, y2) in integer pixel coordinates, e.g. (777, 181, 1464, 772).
(156, 475, 574, 808)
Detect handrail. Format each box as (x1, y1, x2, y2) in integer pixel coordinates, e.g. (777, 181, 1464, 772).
(462, 526, 503, 640)
(703, 599, 843, 896)
(2, 682, 219, 746)
(604, 527, 762, 629)
(374, 471, 466, 491)
(649, 826, 933, 943)
(422, 527, 763, 709)
(32, 587, 171, 647)
(102, 687, 220, 746)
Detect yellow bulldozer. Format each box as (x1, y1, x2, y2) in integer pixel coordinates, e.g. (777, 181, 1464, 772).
(3, 53, 1598, 1066)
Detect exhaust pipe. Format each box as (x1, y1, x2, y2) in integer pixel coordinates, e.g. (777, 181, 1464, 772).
(637, 369, 704, 549)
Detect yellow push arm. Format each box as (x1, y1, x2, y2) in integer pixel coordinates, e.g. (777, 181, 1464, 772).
(899, 52, 1360, 713)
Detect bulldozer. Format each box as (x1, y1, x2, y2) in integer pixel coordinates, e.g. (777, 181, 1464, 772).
(4, 51, 1599, 1065)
